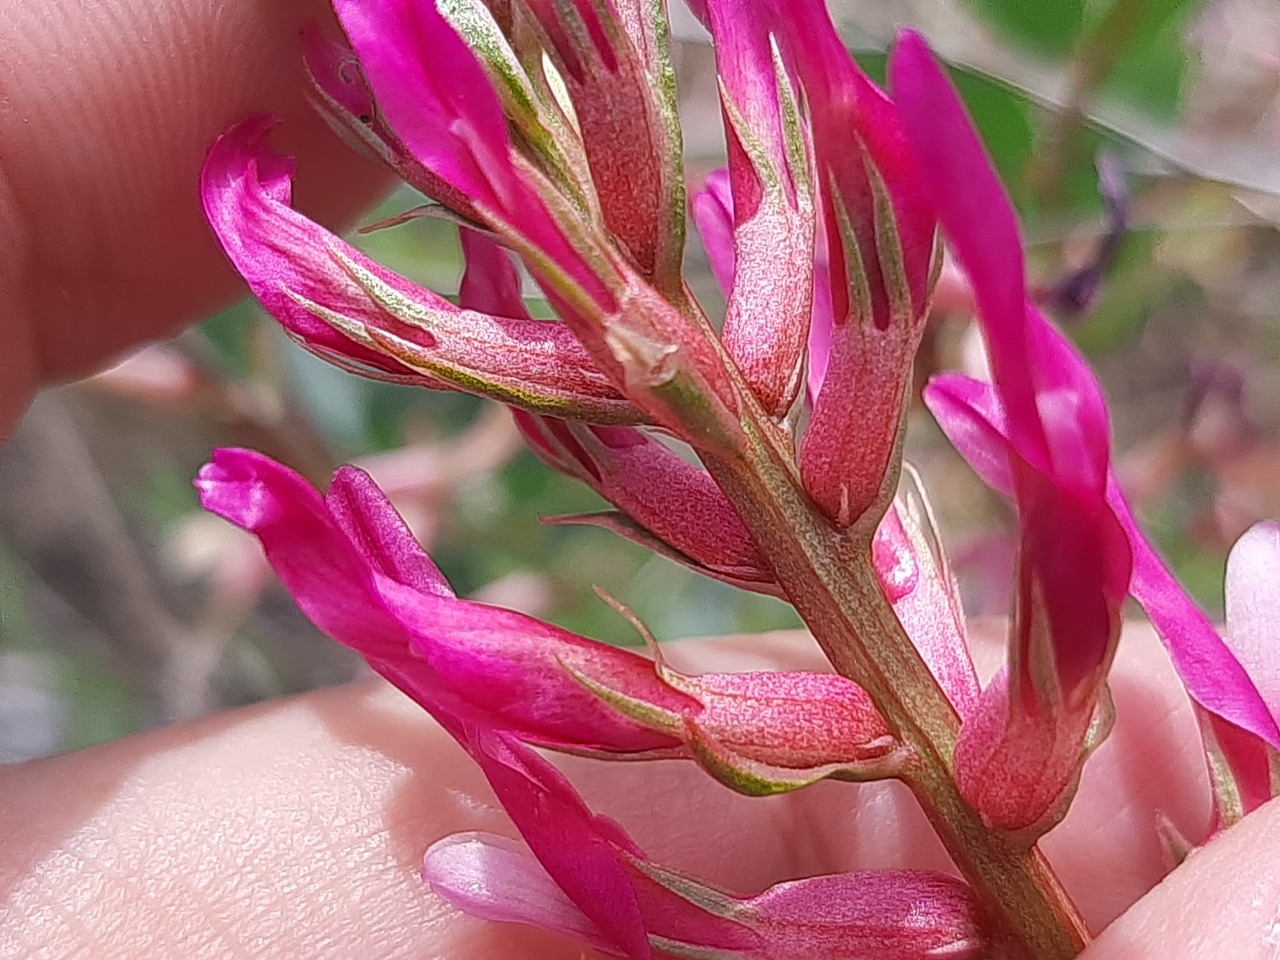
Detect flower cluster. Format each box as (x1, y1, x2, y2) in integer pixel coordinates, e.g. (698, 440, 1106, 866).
(197, 1, 1280, 957)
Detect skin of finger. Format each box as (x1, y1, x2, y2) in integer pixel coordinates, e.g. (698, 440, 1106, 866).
(0, 0, 391, 438)
(0, 621, 1215, 959)
(1081, 796, 1280, 960)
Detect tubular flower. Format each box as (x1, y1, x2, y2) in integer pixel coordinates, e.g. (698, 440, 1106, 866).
(201, 118, 641, 424)
(774, 3, 937, 529)
(894, 33, 1131, 835)
(195, 449, 904, 793)
(927, 367, 1280, 833)
(900, 31, 1280, 837)
(422, 724, 989, 960)
(694, 1, 816, 417)
(516, 412, 782, 594)
(690, 0, 938, 524)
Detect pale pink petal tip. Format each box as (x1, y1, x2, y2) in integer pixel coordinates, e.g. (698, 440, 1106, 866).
(1226, 521, 1280, 715)
(423, 832, 607, 947)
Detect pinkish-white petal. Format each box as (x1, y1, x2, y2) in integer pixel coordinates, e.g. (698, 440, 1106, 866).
(877, 498, 980, 714)
(1225, 521, 1280, 714)
(424, 832, 613, 948)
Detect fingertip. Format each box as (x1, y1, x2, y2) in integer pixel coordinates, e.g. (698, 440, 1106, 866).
(1082, 797, 1280, 960)
(0, 0, 393, 409)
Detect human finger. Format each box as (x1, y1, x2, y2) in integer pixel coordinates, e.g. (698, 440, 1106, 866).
(0, 0, 391, 438)
(1080, 796, 1280, 960)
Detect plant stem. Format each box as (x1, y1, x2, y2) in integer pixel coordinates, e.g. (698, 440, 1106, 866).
(701, 419, 1089, 960)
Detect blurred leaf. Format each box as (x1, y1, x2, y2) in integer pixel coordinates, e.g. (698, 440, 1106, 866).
(966, 0, 1086, 57)
(1099, 0, 1201, 119)
(950, 70, 1036, 205)
(201, 301, 260, 376)
(57, 656, 134, 751)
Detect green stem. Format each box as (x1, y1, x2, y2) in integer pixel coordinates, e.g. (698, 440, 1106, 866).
(700, 419, 1089, 960)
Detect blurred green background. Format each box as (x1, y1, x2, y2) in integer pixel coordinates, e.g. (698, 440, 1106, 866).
(3, 0, 1279, 759)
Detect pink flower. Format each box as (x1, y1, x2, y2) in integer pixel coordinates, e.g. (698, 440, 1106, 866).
(516, 412, 781, 594)
(897, 32, 1280, 835)
(193, 449, 991, 957)
(777, 4, 937, 529)
(694, 4, 816, 416)
(422, 725, 988, 960)
(201, 117, 639, 424)
(893, 33, 1132, 834)
(195, 448, 903, 793)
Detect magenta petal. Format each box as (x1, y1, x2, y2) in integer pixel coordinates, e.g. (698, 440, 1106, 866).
(922, 376, 1016, 497)
(1114, 492, 1280, 747)
(195, 449, 417, 662)
(804, 226, 835, 404)
(380, 579, 692, 755)
(890, 33, 1039, 459)
(327, 466, 452, 598)
(333, 0, 612, 308)
(690, 169, 736, 298)
(459, 229, 530, 319)
(459, 724, 653, 960)
(201, 116, 420, 379)
(895, 33, 1130, 688)
(333, 0, 510, 215)
(198, 449, 686, 755)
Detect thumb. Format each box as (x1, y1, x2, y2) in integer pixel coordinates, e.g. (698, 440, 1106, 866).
(0, 0, 391, 438)
(1082, 797, 1280, 960)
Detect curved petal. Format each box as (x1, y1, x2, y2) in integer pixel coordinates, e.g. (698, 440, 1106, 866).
(201, 118, 637, 423)
(1225, 521, 1280, 715)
